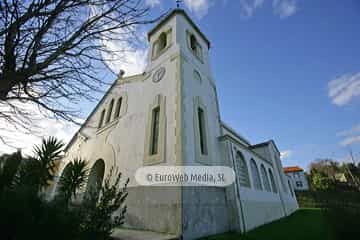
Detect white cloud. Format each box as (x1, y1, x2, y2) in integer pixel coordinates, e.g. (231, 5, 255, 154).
(337, 124, 360, 137)
(280, 150, 292, 159)
(239, 0, 298, 19)
(145, 0, 160, 7)
(340, 136, 360, 146)
(328, 71, 360, 106)
(101, 28, 148, 77)
(239, 0, 264, 18)
(184, 0, 212, 18)
(0, 102, 80, 156)
(337, 124, 360, 146)
(273, 0, 298, 19)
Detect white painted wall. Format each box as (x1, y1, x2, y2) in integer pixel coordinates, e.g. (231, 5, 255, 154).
(286, 171, 309, 191)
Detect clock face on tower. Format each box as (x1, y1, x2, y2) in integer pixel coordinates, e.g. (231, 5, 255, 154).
(152, 67, 166, 83)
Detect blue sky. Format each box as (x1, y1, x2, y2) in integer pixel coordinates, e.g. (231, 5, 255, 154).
(141, 0, 360, 169)
(1, 0, 359, 171)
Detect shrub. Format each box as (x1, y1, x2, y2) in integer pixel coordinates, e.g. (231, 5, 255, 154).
(324, 202, 360, 240)
(80, 167, 129, 239)
(0, 137, 129, 240)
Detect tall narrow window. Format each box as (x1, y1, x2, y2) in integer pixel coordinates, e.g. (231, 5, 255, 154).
(260, 164, 271, 192)
(158, 32, 167, 51)
(150, 107, 160, 155)
(190, 35, 196, 50)
(268, 169, 277, 193)
(98, 110, 105, 129)
(114, 97, 122, 119)
(250, 159, 262, 190)
(197, 107, 207, 155)
(106, 99, 114, 124)
(189, 34, 203, 60)
(235, 151, 251, 188)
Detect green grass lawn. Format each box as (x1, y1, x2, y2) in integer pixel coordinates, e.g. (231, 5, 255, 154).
(200, 208, 334, 240)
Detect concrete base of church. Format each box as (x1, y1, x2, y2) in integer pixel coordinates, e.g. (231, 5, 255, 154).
(123, 186, 182, 235)
(112, 228, 178, 240)
(182, 187, 230, 240)
(120, 185, 299, 240)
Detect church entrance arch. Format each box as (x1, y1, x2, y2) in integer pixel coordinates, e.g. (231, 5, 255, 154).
(85, 159, 105, 201)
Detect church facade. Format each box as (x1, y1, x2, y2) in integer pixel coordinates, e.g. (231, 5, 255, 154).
(53, 9, 298, 239)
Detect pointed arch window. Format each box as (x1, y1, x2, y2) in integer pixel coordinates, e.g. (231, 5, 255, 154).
(114, 97, 122, 119)
(235, 151, 251, 188)
(158, 32, 167, 52)
(106, 99, 114, 124)
(98, 109, 105, 129)
(260, 164, 271, 192)
(250, 159, 262, 190)
(268, 168, 278, 193)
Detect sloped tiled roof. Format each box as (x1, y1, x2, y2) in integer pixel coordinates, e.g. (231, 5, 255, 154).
(284, 166, 304, 173)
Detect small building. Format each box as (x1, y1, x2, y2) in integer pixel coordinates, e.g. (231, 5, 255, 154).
(284, 166, 309, 191)
(334, 173, 348, 183)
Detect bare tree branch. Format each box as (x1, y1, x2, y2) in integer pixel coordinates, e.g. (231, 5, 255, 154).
(0, 0, 163, 143)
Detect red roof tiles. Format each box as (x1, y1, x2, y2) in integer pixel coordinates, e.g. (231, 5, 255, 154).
(283, 166, 303, 173)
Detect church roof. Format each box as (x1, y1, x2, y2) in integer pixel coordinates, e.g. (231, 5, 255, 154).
(250, 140, 281, 156)
(147, 9, 210, 49)
(284, 166, 304, 173)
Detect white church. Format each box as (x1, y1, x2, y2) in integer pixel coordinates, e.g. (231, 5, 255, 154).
(54, 9, 298, 239)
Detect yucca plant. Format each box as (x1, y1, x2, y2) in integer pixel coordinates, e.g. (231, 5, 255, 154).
(58, 158, 89, 204)
(16, 137, 64, 192)
(34, 137, 64, 188)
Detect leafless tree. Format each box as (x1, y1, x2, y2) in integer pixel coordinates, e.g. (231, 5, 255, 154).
(0, 0, 161, 145)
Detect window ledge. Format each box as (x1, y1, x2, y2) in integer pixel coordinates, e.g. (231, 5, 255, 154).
(96, 118, 119, 135)
(151, 43, 173, 61)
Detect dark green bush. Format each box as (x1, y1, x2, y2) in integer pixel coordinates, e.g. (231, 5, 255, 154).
(0, 137, 129, 240)
(324, 202, 360, 240)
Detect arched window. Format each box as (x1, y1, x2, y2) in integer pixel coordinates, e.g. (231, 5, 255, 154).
(114, 97, 122, 119)
(106, 99, 114, 124)
(268, 168, 277, 193)
(288, 180, 294, 197)
(235, 151, 251, 188)
(98, 109, 105, 129)
(189, 34, 203, 60)
(250, 159, 262, 190)
(158, 32, 167, 52)
(260, 164, 271, 192)
(194, 70, 202, 83)
(190, 34, 197, 51)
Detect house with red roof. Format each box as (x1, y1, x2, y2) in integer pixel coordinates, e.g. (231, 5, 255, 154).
(284, 166, 309, 191)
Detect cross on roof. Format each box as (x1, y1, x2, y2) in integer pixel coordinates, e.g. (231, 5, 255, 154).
(176, 0, 182, 8)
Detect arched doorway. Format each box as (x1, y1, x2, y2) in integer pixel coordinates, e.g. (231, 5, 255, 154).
(85, 159, 105, 201)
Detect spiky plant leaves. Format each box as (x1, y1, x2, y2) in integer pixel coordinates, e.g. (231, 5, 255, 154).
(33, 137, 64, 188)
(58, 158, 89, 204)
(13, 137, 64, 193)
